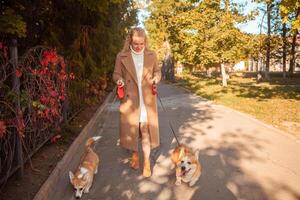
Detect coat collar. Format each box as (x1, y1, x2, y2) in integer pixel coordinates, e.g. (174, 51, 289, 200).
(119, 49, 154, 57)
(120, 49, 154, 85)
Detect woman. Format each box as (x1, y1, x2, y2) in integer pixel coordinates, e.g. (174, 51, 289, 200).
(113, 27, 161, 177)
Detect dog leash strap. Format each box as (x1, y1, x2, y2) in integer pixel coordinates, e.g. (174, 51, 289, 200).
(157, 94, 181, 146)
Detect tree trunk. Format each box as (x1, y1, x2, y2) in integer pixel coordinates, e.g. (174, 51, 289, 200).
(221, 63, 227, 87)
(265, 2, 271, 80)
(248, 59, 252, 71)
(289, 32, 297, 74)
(282, 22, 287, 79)
(289, 8, 300, 74)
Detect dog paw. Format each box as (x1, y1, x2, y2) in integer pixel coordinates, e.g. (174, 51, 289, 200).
(175, 180, 182, 186)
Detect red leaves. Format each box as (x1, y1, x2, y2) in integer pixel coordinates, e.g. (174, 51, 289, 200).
(50, 107, 59, 116)
(40, 50, 59, 67)
(0, 42, 8, 61)
(60, 84, 65, 94)
(50, 134, 61, 143)
(58, 70, 67, 81)
(27, 48, 72, 126)
(59, 95, 65, 101)
(69, 72, 75, 80)
(0, 121, 7, 138)
(40, 95, 48, 104)
(59, 58, 66, 70)
(16, 68, 23, 77)
(1, 48, 74, 140)
(49, 90, 58, 97)
(0, 113, 24, 138)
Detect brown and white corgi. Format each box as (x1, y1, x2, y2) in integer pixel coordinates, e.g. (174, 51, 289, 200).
(171, 145, 201, 186)
(69, 136, 101, 199)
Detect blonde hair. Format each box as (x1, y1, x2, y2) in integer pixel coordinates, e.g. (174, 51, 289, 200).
(122, 27, 149, 52)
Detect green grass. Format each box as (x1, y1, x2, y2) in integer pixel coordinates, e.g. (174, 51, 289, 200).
(176, 72, 300, 136)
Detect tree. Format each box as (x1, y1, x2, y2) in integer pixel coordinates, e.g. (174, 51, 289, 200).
(282, 21, 288, 79)
(0, 7, 26, 38)
(146, 0, 251, 65)
(280, 0, 300, 74)
(265, 2, 272, 80)
(0, 0, 138, 109)
(146, 0, 253, 86)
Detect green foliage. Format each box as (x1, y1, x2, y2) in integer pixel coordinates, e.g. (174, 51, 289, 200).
(0, 8, 26, 37)
(0, 0, 137, 111)
(146, 0, 299, 73)
(178, 72, 300, 135)
(146, 0, 252, 69)
(280, 0, 300, 31)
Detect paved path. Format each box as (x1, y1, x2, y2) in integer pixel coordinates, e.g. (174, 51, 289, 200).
(35, 82, 300, 200)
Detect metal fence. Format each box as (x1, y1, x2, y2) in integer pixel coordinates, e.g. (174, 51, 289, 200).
(0, 40, 68, 189)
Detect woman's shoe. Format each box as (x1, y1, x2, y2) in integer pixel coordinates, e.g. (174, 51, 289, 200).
(143, 159, 151, 177)
(131, 151, 139, 169)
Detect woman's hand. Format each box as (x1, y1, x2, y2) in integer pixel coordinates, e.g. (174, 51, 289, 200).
(152, 77, 158, 85)
(117, 79, 124, 87)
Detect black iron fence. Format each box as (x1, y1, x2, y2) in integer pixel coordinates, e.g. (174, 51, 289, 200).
(0, 40, 69, 189)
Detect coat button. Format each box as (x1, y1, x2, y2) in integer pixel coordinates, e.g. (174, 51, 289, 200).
(127, 80, 130, 83)
(127, 94, 130, 98)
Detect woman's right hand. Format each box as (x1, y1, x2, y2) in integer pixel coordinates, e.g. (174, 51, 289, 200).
(117, 79, 125, 87)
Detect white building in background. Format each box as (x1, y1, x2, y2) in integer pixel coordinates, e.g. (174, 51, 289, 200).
(233, 61, 246, 71)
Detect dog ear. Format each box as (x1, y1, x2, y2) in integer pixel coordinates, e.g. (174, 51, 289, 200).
(179, 147, 185, 160)
(194, 149, 200, 160)
(69, 171, 74, 182)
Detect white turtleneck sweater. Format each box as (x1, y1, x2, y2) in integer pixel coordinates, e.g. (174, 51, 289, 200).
(130, 46, 147, 122)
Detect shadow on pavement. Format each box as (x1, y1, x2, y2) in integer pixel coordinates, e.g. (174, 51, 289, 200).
(52, 83, 300, 200)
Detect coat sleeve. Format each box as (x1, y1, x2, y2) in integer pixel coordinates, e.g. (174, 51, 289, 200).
(153, 52, 161, 83)
(113, 53, 124, 84)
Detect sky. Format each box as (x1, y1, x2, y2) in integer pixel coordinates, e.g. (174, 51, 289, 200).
(137, 0, 265, 35)
(234, 0, 265, 34)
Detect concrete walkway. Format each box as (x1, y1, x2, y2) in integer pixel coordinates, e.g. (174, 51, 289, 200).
(35, 82, 300, 200)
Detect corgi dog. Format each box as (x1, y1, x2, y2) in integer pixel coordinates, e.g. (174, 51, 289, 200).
(69, 136, 101, 199)
(171, 145, 201, 186)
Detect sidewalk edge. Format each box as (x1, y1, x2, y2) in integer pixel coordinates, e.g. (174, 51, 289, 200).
(33, 91, 113, 200)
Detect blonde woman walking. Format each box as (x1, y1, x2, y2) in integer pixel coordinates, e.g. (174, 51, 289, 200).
(113, 27, 161, 177)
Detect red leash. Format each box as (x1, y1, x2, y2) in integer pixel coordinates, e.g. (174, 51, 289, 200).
(117, 82, 157, 99)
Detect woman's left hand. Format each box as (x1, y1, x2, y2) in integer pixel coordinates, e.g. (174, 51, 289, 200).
(152, 77, 158, 84)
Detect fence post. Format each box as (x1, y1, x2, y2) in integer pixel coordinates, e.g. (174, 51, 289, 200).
(10, 39, 24, 178)
(62, 64, 69, 125)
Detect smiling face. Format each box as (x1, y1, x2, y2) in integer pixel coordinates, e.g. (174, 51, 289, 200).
(131, 33, 145, 53)
(178, 155, 196, 177)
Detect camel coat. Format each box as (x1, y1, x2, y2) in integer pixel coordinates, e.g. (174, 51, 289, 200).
(113, 49, 161, 151)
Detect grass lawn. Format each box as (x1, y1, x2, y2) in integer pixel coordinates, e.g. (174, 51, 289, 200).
(176, 72, 300, 137)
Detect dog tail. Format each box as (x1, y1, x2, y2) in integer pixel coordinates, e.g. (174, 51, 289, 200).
(85, 136, 102, 148)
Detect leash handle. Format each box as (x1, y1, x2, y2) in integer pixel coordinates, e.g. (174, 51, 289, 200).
(117, 84, 124, 99)
(152, 82, 157, 95)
